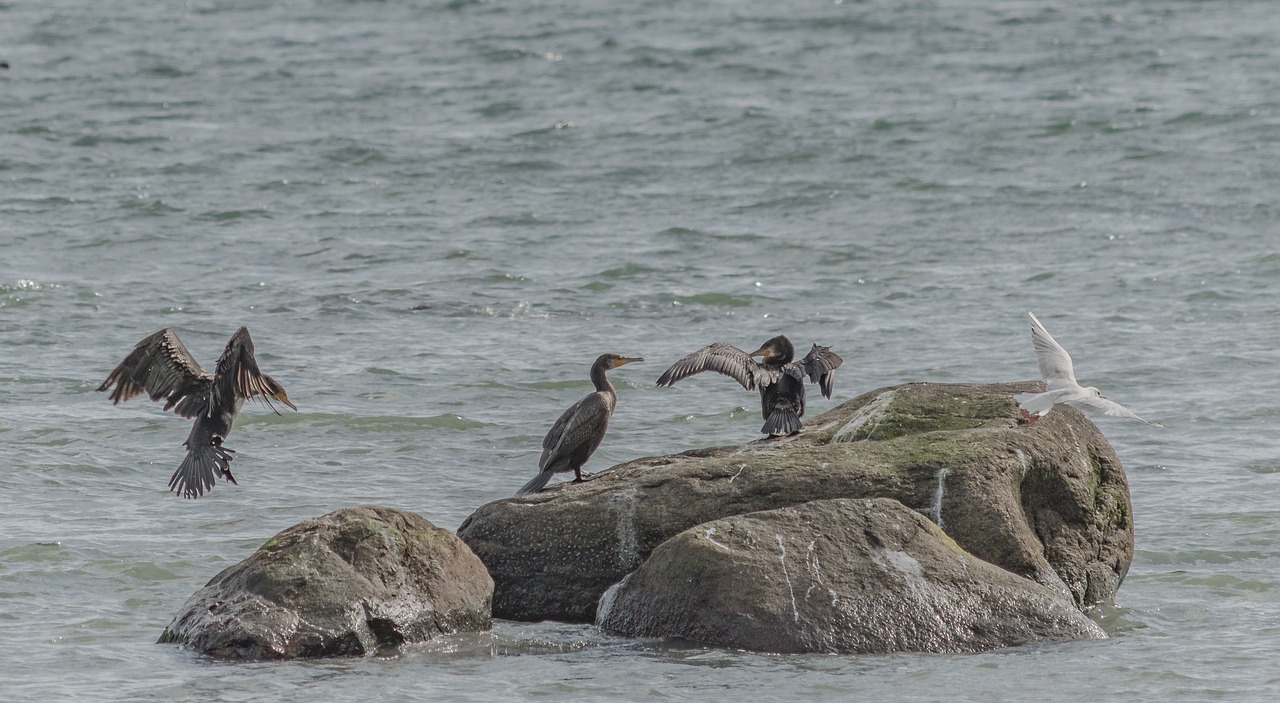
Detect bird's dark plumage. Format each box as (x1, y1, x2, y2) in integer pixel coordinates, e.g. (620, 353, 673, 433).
(517, 353, 643, 495)
(656, 335, 843, 436)
(98, 327, 296, 499)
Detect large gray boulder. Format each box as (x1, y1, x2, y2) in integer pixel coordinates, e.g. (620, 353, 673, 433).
(596, 498, 1106, 653)
(458, 382, 1133, 623)
(160, 505, 494, 659)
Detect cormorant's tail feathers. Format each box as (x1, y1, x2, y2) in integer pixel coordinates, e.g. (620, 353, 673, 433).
(762, 408, 802, 436)
(170, 442, 235, 499)
(516, 470, 554, 495)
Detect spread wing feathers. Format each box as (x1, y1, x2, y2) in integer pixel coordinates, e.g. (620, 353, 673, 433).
(97, 328, 213, 419)
(1062, 393, 1164, 428)
(539, 392, 612, 472)
(213, 327, 294, 413)
(655, 342, 781, 391)
(787, 343, 843, 399)
(1028, 312, 1077, 391)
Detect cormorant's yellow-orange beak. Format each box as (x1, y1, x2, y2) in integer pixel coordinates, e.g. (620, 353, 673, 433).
(614, 356, 644, 368)
(748, 345, 770, 359)
(276, 391, 298, 411)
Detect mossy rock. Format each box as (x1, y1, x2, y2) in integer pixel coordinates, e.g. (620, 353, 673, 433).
(458, 382, 1134, 623)
(160, 505, 494, 659)
(597, 498, 1107, 653)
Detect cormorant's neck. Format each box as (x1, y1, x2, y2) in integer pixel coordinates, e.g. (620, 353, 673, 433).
(589, 362, 615, 394)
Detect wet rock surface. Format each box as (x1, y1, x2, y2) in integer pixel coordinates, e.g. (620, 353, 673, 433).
(159, 505, 493, 659)
(596, 497, 1106, 653)
(457, 382, 1133, 623)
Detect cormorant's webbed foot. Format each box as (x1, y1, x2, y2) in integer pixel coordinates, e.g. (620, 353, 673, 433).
(572, 470, 597, 483)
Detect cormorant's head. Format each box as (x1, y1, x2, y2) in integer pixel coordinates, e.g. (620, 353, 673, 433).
(260, 376, 298, 413)
(274, 388, 298, 411)
(596, 354, 645, 370)
(748, 335, 795, 364)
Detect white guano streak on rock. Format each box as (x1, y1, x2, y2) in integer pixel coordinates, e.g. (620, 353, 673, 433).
(874, 547, 932, 605)
(608, 487, 641, 570)
(929, 467, 950, 529)
(776, 534, 800, 623)
(804, 540, 823, 599)
(831, 389, 898, 442)
(1013, 447, 1030, 478)
(729, 463, 747, 483)
(704, 526, 730, 551)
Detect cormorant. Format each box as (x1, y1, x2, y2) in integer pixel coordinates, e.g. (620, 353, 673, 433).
(656, 335, 842, 436)
(1016, 312, 1161, 427)
(517, 353, 644, 495)
(97, 327, 297, 498)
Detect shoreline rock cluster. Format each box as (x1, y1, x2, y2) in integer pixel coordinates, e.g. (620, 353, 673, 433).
(161, 381, 1132, 658)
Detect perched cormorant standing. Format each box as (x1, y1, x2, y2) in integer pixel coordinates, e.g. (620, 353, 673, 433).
(656, 335, 842, 436)
(97, 327, 297, 498)
(517, 353, 644, 495)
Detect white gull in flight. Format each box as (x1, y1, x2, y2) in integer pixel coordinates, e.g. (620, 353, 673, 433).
(1015, 312, 1162, 427)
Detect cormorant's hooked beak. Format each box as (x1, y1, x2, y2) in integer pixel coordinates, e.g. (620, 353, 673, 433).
(748, 345, 771, 359)
(614, 356, 645, 368)
(276, 391, 298, 411)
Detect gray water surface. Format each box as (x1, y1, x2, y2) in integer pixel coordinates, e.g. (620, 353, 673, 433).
(3, 1, 1279, 700)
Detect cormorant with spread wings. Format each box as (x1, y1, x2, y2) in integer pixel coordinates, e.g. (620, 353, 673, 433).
(98, 327, 296, 498)
(656, 335, 842, 436)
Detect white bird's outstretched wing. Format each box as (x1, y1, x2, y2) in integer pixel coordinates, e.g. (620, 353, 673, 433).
(1028, 312, 1079, 391)
(1061, 392, 1163, 427)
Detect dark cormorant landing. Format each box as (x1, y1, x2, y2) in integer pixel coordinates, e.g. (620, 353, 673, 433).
(97, 327, 296, 498)
(656, 335, 842, 436)
(517, 353, 644, 495)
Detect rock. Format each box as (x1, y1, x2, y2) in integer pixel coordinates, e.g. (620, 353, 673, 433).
(159, 505, 493, 659)
(596, 498, 1106, 653)
(457, 382, 1132, 622)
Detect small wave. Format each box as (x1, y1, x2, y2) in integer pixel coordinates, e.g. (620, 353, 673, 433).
(1, 541, 68, 563)
(410, 300, 550, 319)
(325, 145, 388, 166)
(669, 292, 768, 308)
(119, 199, 184, 215)
(522, 379, 591, 391)
(592, 264, 660, 280)
(467, 212, 549, 227)
(71, 134, 167, 148)
(0, 279, 57, 293)
(313, 413, 486, 432)
(197, 208, 270, 222)
(661, 407, 752, 424)
(475, 100, 522, 118)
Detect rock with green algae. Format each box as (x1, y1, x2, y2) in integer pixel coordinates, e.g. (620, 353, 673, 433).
(596, 497, 1106, 653)
(457, 381, 1133, 623)
(159, 505, 493, 659)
